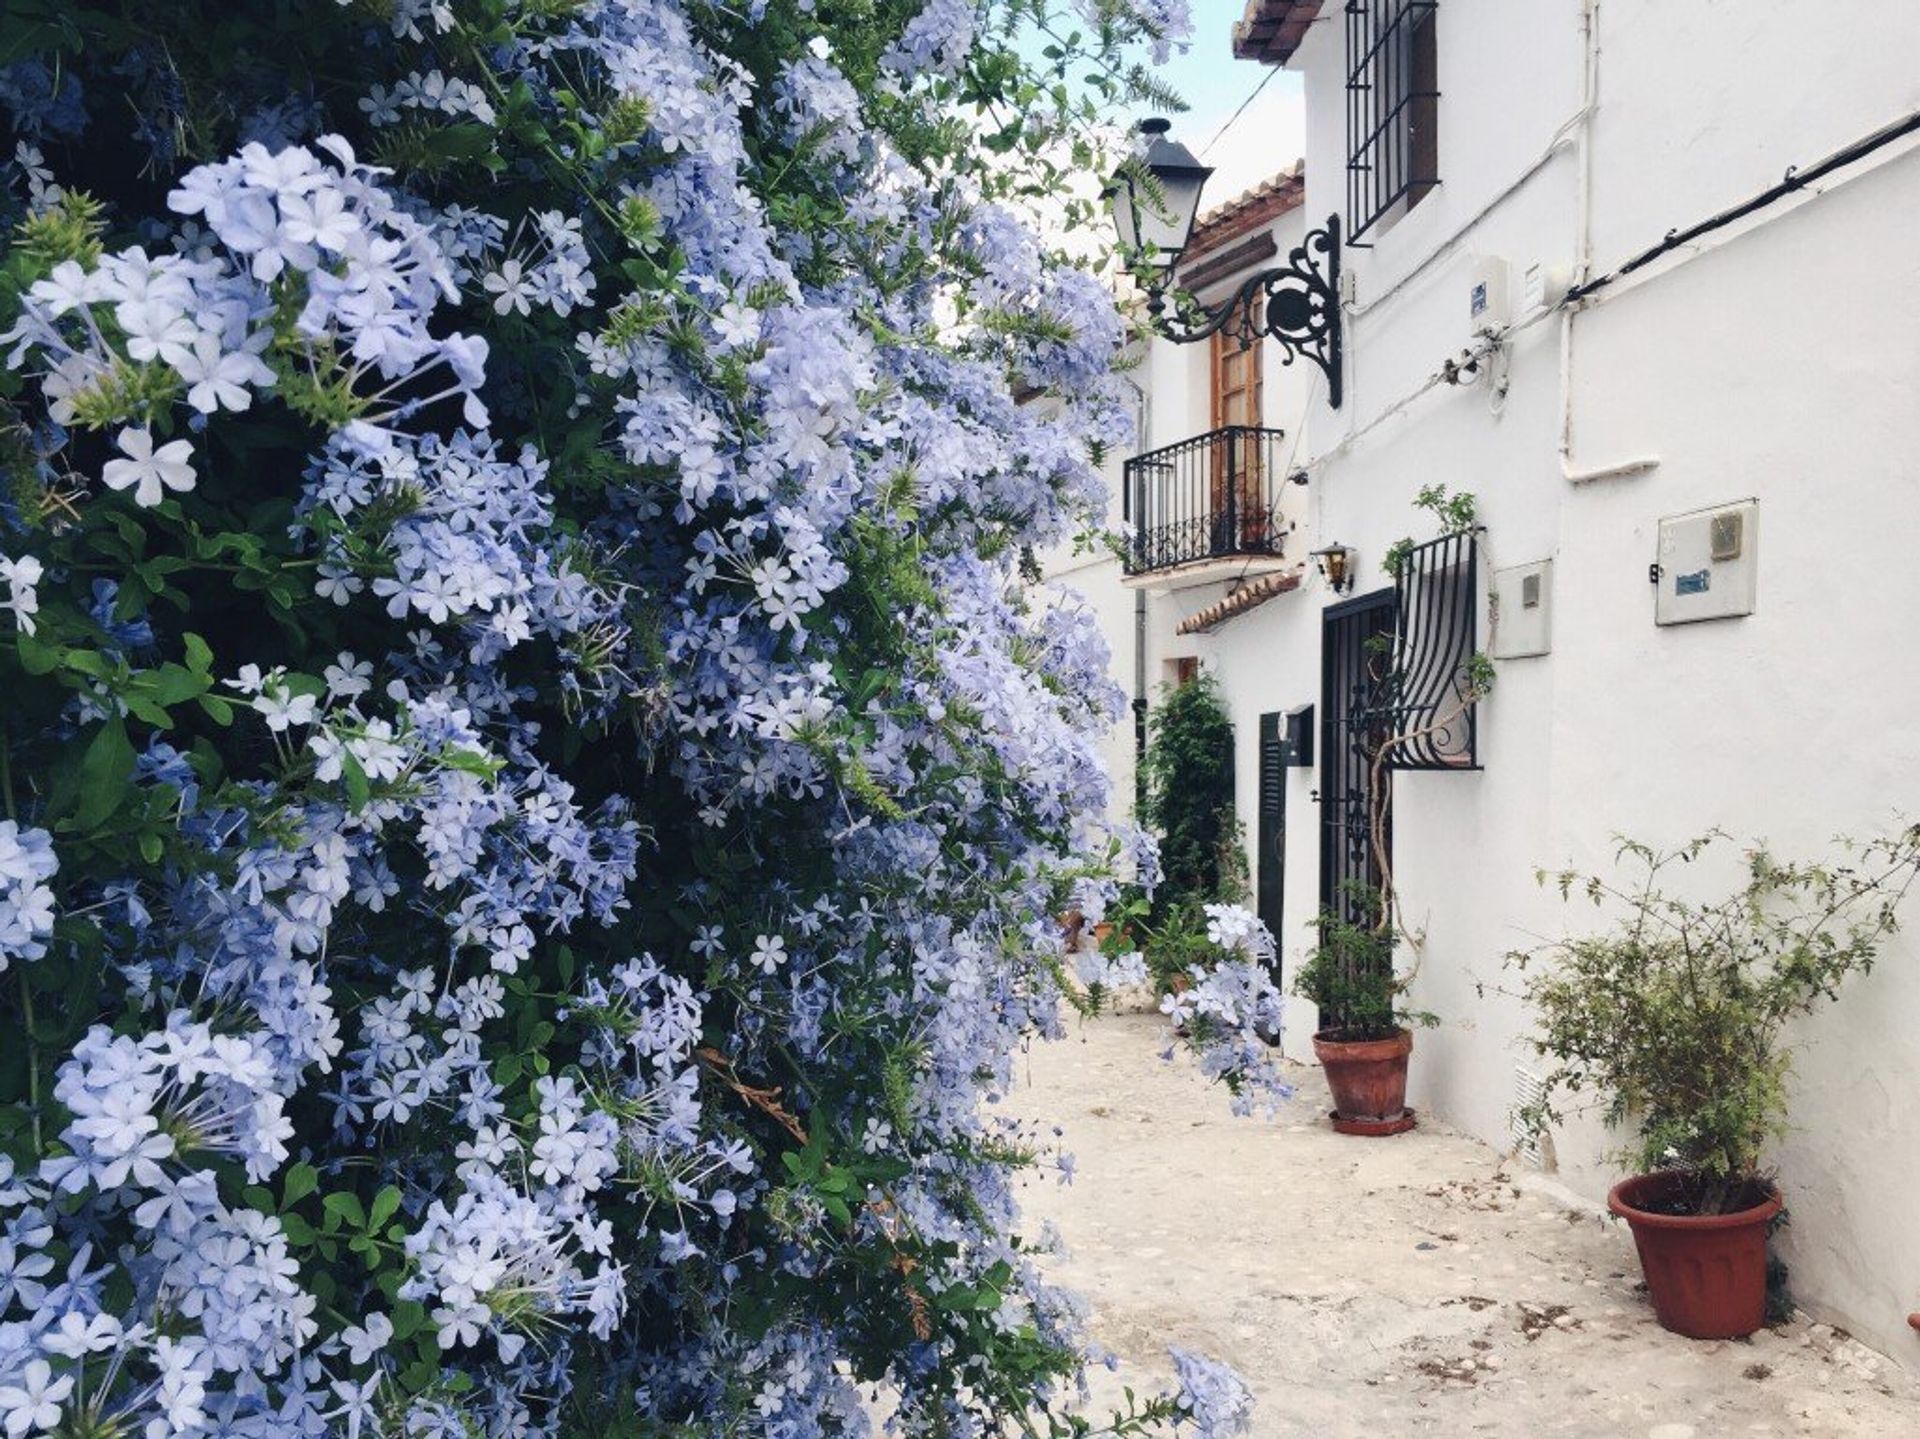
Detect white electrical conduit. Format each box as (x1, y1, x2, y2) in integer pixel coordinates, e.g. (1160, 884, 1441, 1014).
(1559, 0, 1660, 485)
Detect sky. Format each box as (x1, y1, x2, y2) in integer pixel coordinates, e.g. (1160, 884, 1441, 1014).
(1139, 0, 1307, 215)
(998, 0, 1309, 261)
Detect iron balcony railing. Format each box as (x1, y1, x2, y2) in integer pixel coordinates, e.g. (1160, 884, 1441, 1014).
(1122, 425, 1288, 576)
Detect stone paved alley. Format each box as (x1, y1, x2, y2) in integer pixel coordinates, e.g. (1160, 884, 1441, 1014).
(1008, 1014, 1920, 1439)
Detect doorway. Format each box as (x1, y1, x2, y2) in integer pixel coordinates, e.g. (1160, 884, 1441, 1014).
(1318, 589, 1396, 925)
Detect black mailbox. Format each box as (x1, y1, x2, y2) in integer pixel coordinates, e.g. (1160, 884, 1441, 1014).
(1282, 704, 1314, 768)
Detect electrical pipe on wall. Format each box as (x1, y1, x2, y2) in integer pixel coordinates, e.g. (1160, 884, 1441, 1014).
(1559, 0, 1660, 486)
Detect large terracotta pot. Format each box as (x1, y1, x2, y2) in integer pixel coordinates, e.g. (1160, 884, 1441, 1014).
(1608, 1171, 1783, 1339)
(1311, 1028, 1414, 1136)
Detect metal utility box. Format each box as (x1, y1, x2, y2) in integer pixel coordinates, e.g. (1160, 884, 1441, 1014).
(1654, 500, 1758, 626)
(1469, 256, 1510, 335)
(1491, 559, 1552, 658)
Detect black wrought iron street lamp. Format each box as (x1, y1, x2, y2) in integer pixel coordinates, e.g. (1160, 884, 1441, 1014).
(1109, 118, 1345, 409)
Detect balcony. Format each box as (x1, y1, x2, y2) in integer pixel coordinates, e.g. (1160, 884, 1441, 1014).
(1122, 426, 1291, 584)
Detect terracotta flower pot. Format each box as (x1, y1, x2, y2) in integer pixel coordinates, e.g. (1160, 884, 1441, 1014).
(1311, 1028, 1414, 1136)
(1608, 1171, 1783, 1339)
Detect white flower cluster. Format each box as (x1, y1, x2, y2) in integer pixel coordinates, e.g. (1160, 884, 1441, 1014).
(0, 554, 39, 635)
(0, 822, 57, 969)
(1, 135, 489, 512)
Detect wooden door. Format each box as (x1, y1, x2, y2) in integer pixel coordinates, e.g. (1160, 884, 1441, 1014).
(1209, 331, 1264, 547)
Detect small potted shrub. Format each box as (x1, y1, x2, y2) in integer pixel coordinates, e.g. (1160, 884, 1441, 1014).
(1141, 900, 1222, 998)
(1513, 828, 1920, 1339)
(1294, 891, 1437, 1135)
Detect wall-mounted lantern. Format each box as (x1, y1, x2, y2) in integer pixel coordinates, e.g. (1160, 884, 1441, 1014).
(1310, 542, 1357, 593)
(1108, 118, 1345, 409)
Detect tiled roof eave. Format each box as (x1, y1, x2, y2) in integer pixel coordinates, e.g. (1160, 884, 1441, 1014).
(1231, 0, 1326, 66)
(1176, 569, 1305, 634)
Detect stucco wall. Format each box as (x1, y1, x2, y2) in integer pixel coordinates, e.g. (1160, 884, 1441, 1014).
(1099, 0, 1920, 1364)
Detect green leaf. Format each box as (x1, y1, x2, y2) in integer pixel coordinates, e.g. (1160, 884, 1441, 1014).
(15, 634, 61, 675)
(341, 749, 371, 813)
(391, 1299, 427, 1341)
(146, 662, 212, 706)
(75, 719, 136, 831)
(282, 1161, 320, 1208)
(369, 1184, 402, 1230)
(61, 647, 109, 679)
(323, 1191, 367, 1229)
(122, 696, 172, 729)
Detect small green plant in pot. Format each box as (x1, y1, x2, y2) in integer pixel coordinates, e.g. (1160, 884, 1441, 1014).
(1294, 889, 1438, 1135)
(1141, 900, 1225, 998)
(1511, 828, 1920, 1339)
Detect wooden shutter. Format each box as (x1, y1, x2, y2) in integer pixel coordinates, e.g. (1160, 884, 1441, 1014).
(1256, 711, 1288, 965)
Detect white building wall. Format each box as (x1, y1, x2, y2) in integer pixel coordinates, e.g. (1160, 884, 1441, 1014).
(1111, 0, 1920, 1362)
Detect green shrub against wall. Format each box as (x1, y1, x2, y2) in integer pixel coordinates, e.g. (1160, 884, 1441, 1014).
(1140, 674, 1245, 916)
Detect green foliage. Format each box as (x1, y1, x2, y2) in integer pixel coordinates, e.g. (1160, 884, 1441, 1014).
(1139, 673, 1243, 917)
(1510, 829, 1920, 1214)
(1381, 484, 1478, 579)
(1138, 899, 1218, 996)
(1293, 887, 1436, 1040)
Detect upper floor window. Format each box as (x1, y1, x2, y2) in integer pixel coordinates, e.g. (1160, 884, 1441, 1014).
(1345, 0, 1439, 244)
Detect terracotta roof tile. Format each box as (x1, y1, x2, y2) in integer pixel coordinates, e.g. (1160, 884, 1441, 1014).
(1231, 0, 1327, 66)
(1181, 162, 1306, 270)
(1176, 568, 1305, 634)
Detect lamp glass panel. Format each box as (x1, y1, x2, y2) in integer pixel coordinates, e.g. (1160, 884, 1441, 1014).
(1135, 170, 1203, 259)
(1108, 182, 1139, 254)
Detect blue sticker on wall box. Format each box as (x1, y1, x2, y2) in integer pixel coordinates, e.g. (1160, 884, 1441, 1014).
(1675, 569, 1711, 596)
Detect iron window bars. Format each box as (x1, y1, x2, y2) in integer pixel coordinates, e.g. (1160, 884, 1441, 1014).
(1122, 426, 1289, 575)
(1374, 528, 1480, 770)
(1345, 0, 1440, 245)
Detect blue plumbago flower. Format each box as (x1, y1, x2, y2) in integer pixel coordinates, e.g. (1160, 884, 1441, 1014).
(1169, 1347, 1256, 1439)
(0, 0, 1250, 1435)
(1160, 905, 1295, 1116)
(883, 0, 980, 77)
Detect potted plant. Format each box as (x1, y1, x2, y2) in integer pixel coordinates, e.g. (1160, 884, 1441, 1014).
(1294, 891, 1438, 1134)
(1141, 900, 1222, 998)
(1512, 828, 1920, 1339)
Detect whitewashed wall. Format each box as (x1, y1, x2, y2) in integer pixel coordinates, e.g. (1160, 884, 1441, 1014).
(1110, 0, 1920, 1362)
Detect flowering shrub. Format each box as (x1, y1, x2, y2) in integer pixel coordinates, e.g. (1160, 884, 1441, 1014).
(0, 1, 1272, 1436)
(1156, 905, 1291, 1116)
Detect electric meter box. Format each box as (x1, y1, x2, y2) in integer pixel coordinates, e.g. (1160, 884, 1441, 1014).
(1654, 500, 1758, 626)
(1491, 560, 1552, 658)
(1469, 256, 1510, 335)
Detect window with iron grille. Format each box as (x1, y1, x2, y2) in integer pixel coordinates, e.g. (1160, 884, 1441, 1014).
(1380, 529, 1478, 770)
(1345, 0, 1440, 245)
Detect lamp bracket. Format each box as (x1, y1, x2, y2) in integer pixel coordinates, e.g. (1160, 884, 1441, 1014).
(1155, 214, 1344, 409)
